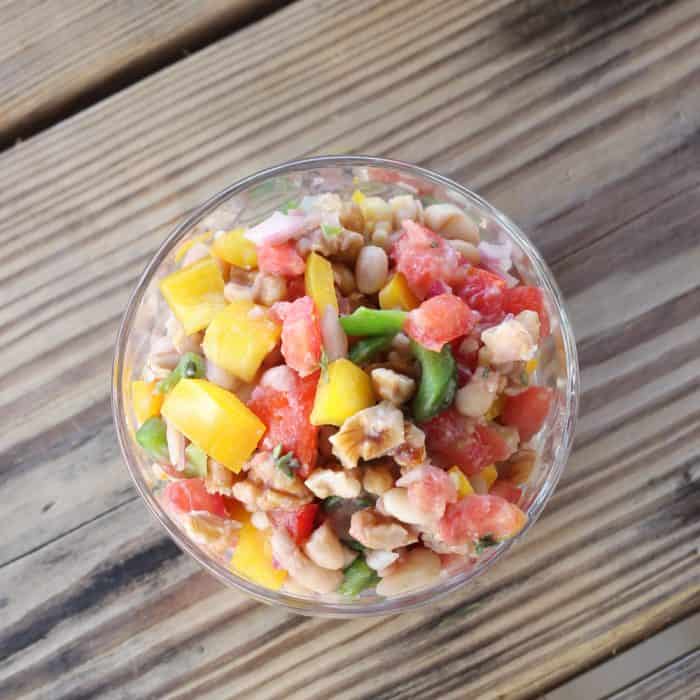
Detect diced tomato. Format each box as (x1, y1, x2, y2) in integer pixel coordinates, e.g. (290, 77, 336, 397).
(257, 241, 305, 277)
(391, 221, 462, 299)
(164, 478, 230, 519)
(401, 465, 458, 518)
(500, 386, 554, 441)
(248, 369, 319, 477)
(404, 294, 476, 352)
(423, 410, 512, 475)
(270, 296, 322, 377)
(286, 275, 307, 301)
(489, 480, 522, 504)
(269, 503, 319, 545)
(455, 267, 506, 326)
(502, 286, 550, 338)
(425, 279, 452, 298)
(438, 494, 527, 545)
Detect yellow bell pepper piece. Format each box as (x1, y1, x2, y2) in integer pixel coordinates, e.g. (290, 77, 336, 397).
(484, 395, 505, 421)
(448, 466, 474, 498)
(305, 252, 338, 316)
(202, 300, 281, 382)
(525, 358, 538, 375)
(132, 380, 164, 425)
(231, 519, 287, 590)
(174, 233, 213, 263)
(212, 227, 258, 270)
(351, 189, 366, 205)
(161, 378, 264, 473)
(310, 359, 375, 426)
(379, 273, 420, 311)
(160, 256, 226, 335)
(479, 465, 499, 491)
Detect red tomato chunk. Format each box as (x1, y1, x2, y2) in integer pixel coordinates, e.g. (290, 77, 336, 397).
(271, 296, 322, 377)
(248, 370, 319, 477)
(501, 386, 554, 441)
(404, 294, 476, 352)
(424, 410, 512, 475)
(392, 220, 461, 299)
(164, 479, 230, 519)
(438, 494, 526, 545)
(257, 241, 306, 277)
(489, 480, 523, 504)
(455, 267, 506, 327)
(269, 503, 319, 545)
(502, 286, 550, 337)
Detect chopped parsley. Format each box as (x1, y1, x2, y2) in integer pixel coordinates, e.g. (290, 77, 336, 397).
(279, 199, 299, 213)
(341, 537, 366, 553)
(474, 534, 499, 555)
(272, 443, 300, 479)
(319, 349, 330, 382)
(321, 223, 342, 238)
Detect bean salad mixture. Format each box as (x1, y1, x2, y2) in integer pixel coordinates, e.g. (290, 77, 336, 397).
(132, 187, 554, 599)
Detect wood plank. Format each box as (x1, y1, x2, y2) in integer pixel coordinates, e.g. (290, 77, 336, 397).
(1, 0, 700, 697)
(0, 0, 288, 147)
(608, 648, 700, 700)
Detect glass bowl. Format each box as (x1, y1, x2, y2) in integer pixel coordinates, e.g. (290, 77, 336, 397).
(112, 156, 579, 617)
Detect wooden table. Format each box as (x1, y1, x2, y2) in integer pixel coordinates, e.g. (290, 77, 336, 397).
(1, 1, 699, 698)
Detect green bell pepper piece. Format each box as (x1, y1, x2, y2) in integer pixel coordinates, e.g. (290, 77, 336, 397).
(411, 340, 457, 422)
(185, 443, 208, 478)
(156, 352, 205, 394)
(338, 555, 380, 596)
(340, 307, 407, 336)
(135, 417, 169, 462)
(348, 333, 396, 365)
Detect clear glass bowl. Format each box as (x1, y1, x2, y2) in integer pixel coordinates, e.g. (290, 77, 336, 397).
(112, 156, 579, 617)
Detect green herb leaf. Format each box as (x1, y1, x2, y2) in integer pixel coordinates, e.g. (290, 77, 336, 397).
(279, 199, 299, 213)
(319, 349, 330, 382)
(482, 366, 490, 378)
(322, 496, 343, 510)
(185, 443, 208, 478)
(156, 352, 205, 394)
(474, 534, 499, 555)
(321, 223, 342, 238)
(272, 444, 300, 479)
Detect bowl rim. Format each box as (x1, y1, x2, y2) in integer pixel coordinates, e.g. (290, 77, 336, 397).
(112, 155, 580, 617)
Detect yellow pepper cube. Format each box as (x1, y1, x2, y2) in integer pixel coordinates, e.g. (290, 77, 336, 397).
(231, 520, 287, 590)
(305, 252, 338, 316)
(351, 189, 366, 205)
(160, 256, 226, 335)
(479, 465, 499, 491)
(311, 359, 375, 426)
(202, 300, 281, 382)
(484, 395, 505, 421)
(525, 358, 538, 375)
(132, 380, 164, 425)
(448, 466, 474, 498)
(379, 273, 420, 311)
(212, 227, 258, 270)
(161, 378, 265, 473)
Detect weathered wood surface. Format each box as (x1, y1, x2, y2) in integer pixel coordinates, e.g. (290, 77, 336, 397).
(1, 0, 700, 698)
(609, 648, 700, 700)
(0, 0, 286, 147)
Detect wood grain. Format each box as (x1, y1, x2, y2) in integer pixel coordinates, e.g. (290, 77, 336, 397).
(609, 648, 700, 699)
(0, 0, 288, 148)
(1, 0, 700, 698)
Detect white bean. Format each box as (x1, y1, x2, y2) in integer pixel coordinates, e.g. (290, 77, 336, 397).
(271, 530, 343, 594)
(320, 306, 348, 361)
(303, 521, 345, 570)
(447, 239, 481, 265)
(424, 204, 480, 244)
(389, 195, 422, 228)
(380, 488, 433, 526)
(455, 368, 501, 418)
(376, 547, 441, 596)
(332, 263, 356, 295)
(355, 245, 389, 294)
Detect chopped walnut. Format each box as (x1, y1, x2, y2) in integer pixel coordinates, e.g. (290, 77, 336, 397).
(300, 227, 365, 263)
(339, 201, 365, 233)
(252, 272, 287, 306)
(304, 467, 362, 499)
(205, 459, 235, 496)
(246, 451, 310, 498)
(362, 461, 396, 496)
(330, 401, 405, 469)
(391, 422, 427, 470)
(349, 509, 418, 550)
(481, 317, 537, 364)
(371, 368, 416, 406)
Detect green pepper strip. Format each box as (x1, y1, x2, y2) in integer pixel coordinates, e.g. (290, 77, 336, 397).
(156, 352, 206, 394)
(338, 555, 380, 597)
(348, 333, 396, 365)
(185, 443, 208, 478)
(340, 307, 407, 337)
(411, 340, 457, 423)
(135, 417, 169, 462)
